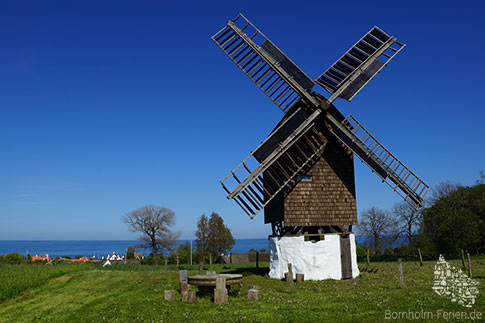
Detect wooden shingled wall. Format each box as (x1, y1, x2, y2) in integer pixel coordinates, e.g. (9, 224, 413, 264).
(265, 131, 357, 227)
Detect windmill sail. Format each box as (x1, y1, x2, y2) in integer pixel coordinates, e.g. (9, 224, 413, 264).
(316, 27, 405, 103)
(220, 109, 325, 218)
(212, 14, 316, 113)
(326, 114, 429, 208)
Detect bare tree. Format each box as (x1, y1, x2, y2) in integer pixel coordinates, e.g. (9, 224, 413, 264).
(358, 207, 398, 254)
(393, 201, 422, 254)
(123, 205, 180, 265)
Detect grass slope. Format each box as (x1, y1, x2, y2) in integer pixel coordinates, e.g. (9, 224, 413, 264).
(0, 259, 483, 322)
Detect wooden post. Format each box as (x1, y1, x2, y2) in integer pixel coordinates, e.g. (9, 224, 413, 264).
(186, 291, 196, 304)
(190, 240, 193, 265)
(164, 290, 175, 301)
(461, 249, 466, 268)
(256, 251, 259, 268)
(296, 273, 304, 282)
(418, 248, 423, 267)
(164, 258, 168, 278)
(398, 258, 404, 288)
(209, 254, 212, 270)
(287, 263, 294, 293)
(214, 275, 228, 305)
(467, 252, 472, 278)
(248, 289, 259, 301)
(180, 282, 191, 302)
(199, 262, 203, 275)
(176, 255, 179, 270)
(179, 270, 188, 283)
(367, 249, 370, 265)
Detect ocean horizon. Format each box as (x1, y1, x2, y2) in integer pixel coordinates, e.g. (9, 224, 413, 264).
(0, 239, 269, 258)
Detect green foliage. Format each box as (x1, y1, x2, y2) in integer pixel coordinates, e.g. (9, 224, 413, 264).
(248, 248, 257, 253)
(356, 246, 367, 257)
(1, 253, 26, 264)
(140, 254, 165, 266)
(195, 212, 234, 263)
(126, 246, 135, 260)
(421, 183, 485, 254)
(259, 248, 267, 253)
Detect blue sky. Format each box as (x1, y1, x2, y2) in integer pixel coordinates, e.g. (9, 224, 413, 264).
(1, 1, 484, 240)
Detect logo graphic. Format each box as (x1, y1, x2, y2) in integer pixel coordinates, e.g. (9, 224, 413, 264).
(433, 255, 479, 307)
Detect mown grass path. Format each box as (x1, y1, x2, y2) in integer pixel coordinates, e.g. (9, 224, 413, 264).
(0, 259, 483, 322)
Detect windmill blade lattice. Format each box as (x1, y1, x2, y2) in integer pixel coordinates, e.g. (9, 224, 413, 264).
(212, 14, 316, 113)
(220, 109, 325, 218)
(316, 27, 405, 103)
(326, 114, 430, 207)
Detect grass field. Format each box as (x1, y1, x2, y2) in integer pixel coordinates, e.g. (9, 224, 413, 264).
(0, 258, 483, 322)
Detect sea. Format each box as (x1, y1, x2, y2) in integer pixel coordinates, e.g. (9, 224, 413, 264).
(0, 239, 268, 259)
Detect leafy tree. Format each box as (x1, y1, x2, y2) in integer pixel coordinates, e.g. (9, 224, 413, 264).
(259, 248, 267, 253)
(392, 201, 422, 254)
(248, 248, 258, 253)
(421, 183, 484, 254)
(3, 253, 25, 264)
(358, 207, 398, 254)
(356, 246, 367, 257)
(195, 212, 234, 263)
(126, 246, 135, 260)
(123, 205, 180, 265)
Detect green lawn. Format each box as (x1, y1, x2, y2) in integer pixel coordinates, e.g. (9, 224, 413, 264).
(0, 259, 483, 322)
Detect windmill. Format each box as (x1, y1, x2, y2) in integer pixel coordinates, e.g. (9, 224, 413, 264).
(212, 14, 429, 280)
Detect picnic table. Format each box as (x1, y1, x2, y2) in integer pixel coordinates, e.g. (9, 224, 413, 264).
(187, 274, 243, 287)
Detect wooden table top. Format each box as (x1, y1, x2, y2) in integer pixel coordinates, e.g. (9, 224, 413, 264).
(187, 274, 243, 286)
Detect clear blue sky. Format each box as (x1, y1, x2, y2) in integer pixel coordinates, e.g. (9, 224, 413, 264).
(1, 1, 484, 240)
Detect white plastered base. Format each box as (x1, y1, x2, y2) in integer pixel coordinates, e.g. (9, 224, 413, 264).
(268, 233, 360, 280)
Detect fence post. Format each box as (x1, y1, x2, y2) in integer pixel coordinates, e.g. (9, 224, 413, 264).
(418, 248, 423, 267)
(256, 251, 259, 268)
(367, 249, 370, 265)
(398, 258, 404, 288)
(209, 254, 212, 270)
(287, 263, 294, 293)
(164, 258, 168, 278)
(467, 252, 472, 278)
(461, 249, 466, 268)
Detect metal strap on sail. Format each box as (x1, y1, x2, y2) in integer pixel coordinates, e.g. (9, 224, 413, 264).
(212, 13, 317, 113)
(316, 26, 405, 103)
(326, 114, 430, 208)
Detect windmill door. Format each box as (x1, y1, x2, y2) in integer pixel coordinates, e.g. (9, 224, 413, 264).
(340, 234, 353, 279)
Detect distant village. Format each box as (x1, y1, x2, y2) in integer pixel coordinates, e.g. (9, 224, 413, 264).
(30, 252, 145, 266)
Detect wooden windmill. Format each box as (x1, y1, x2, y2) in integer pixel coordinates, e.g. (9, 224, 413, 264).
(212, 14, 429, 279)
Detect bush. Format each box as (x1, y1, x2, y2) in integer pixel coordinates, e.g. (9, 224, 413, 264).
(3, 253, 25, 264)
(356, 246, 367, 257)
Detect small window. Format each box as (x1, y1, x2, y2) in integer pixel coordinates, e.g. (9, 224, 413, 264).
(297, 175, 312, 182)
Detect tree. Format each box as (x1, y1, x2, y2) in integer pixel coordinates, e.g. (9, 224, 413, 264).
(358, 207, 398, 254)
(126, 246, 135, 260)
(123, 205, 180, 265)
(392, 201, 422, 254)
(195, 212, 234, 263)
(421, 184, 484, 254)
